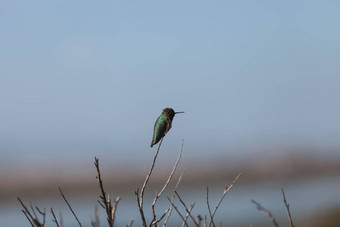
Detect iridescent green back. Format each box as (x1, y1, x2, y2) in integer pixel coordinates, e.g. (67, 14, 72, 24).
(151, 114, 168, 147)
(150, 108, 176, 147)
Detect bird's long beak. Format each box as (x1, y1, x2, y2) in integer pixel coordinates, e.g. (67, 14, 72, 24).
(175, 111, 185, 114)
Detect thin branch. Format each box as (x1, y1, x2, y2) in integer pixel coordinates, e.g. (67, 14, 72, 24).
(18, 197, 43, 227)
(251, 200, 279, 227)
(95, 157, 112, 227)
(22, 210, 34, 227)
(163, 172, 184, 227)
(155, 140, 183, 199)
(94, 157, 120, 227)
(135, 188, 147, 227)
(18, 197, 35, 225)
(174, 191, 199, 226)
(151, 139, 184, 225)
(281, 187, 295, 227)
(181, 203, 195, 227)
(136, 138, 163, 227)
(58, 187, 82, 227)
(140, 138, 163, 208)
(166, 196, 188, 227)
(111, 196, 121, 225)
(30, 202, 40, 224)
(206, 186, 215, 227)
(151, 208, 170, 226)
(208, 173, 242, 227)
(97, 200, 105, 209)
(35, 207, 46, 225)
(50, 207, 60, 227)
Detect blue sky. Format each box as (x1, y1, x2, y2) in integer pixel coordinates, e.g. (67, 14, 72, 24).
(1, 1, 340, 168)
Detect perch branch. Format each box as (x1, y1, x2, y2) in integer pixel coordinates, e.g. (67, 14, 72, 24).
(151, 139, 183, 226)
(136, 138, 163, 227)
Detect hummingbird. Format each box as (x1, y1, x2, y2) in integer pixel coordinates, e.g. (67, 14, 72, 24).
(150, 108, 184, 147)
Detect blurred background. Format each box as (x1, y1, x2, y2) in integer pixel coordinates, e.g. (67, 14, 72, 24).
(1, 0, 340, 226)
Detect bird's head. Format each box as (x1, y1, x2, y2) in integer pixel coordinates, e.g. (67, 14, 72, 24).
(162, 107, 184, 120)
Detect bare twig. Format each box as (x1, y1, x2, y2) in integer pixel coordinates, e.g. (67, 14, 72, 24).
(140, 139, 163, 208)
(94, 157, 121, 227)
(135, 188, 148, 227)
(97, 200, 105, 209)
(206, 186, 215, 227)
(95, 156, 112, 226)
(58, 187, 82, 227)
(166, 196, 188, 227)
(112, 196, 121, 224)
(35, 207, 46, 226)
(163, 172, 184, 227)
(18, 197, 35, 226)
(151, 208, 170, 226)
(18, 197, 44, 227)
(208, 173, 242, 227)
(50, 207, 60, 227)
(30, 202, 40, 224)
(22, 210, 35, 227)
(175, 191, 199, 226)
(251, 200, 279, 227)
(135, 138, 163, 227)
(181, 203, 195, 227)
(281, 187, 295, 227)
(151, 139, 184, 226)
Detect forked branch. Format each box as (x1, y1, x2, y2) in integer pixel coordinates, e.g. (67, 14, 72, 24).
(163, 172, 184, 227)
(151, 140, 184, 226)
(208, 173, 242, 227)
(94, 157, 121, 227)
(135, 139, 163, 227)
(18, 197, 45, 227)
(175, 191, 199, 226)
